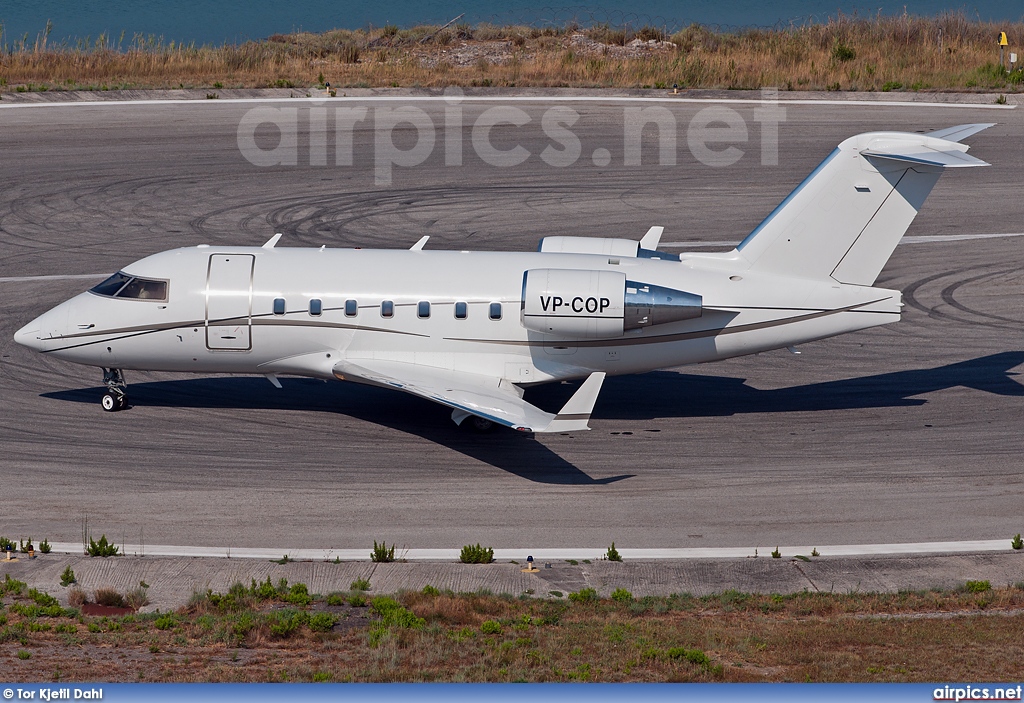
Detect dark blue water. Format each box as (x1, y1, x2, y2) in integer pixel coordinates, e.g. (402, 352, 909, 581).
(2, 1, 1022, 48)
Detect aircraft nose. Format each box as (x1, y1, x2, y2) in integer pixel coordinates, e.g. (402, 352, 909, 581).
(13, 320, 43, 351)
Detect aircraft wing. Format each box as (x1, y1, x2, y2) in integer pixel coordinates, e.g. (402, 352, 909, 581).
(332, 358, 605, 433)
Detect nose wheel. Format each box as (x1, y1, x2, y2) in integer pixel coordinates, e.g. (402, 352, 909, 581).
(101, 368, 128, 412)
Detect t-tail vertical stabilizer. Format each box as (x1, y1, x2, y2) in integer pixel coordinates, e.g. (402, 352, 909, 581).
(729, 124, 991, 285)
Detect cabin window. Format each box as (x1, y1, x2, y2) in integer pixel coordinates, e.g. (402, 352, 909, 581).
(90, 272, 167, 301)
(345, 299, 358, 317)
(381, 300, 394, 318)
(417, 301, 430, 318)
(309, 298, 322, 316)
(454, 302, 468, 319)
(273, 298, 286, 315)
(489, 302, 502, 320)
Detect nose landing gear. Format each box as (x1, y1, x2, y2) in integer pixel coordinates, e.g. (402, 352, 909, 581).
(101, 368, 128, 412)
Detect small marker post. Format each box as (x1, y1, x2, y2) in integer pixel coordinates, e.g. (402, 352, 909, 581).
(521, 555, 539, 573)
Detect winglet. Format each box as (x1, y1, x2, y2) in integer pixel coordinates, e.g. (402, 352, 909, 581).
(262, 233, 283, 249)
(640, 226, 664, 251)
(410, 235, 429, 251)
(544, 372, 606, 432)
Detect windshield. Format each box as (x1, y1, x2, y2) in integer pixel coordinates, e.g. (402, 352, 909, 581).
(90, 272, 167, 301)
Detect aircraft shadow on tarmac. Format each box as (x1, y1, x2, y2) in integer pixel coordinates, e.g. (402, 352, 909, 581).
(42, 351, 1024, 484)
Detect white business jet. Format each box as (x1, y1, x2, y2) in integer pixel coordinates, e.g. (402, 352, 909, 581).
(14, 124, 991, 433)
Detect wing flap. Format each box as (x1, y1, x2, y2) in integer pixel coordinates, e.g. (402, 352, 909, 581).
(333, 359, 604, 433)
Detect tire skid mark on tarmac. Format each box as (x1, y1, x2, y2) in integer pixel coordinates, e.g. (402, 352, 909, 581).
(902, 264, 1024, 331)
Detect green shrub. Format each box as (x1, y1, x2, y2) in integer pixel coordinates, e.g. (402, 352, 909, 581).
(350, 578, 371, 591)
(231, 612, 256, 638)
(267, 609, 307, 637)
(370, 541, 395, 563)
(20, 539, 33, 554)
(10, 603, 69, 618)
(39, 539, 51, 554)
(153, 615, 177, 630)
(881, 81, 903, 92)
(29, 588, 59, 607)
(348, 594, 367, 608)
(422, 585, 441, 596)
(325, 593, 346, 606)
(1012, 533, 1023, 550)
(283, 583, 312, 607)
(605, 542, 622, 562)
(568, 587, 598, 603)
(771, 546, 781, 558)
(459, 543, 494, 564)
(668, 646, 716, 672)
(312, 671, 331, 682)
(964, 580, 991, 593)
(370, 596, 425, 629)
(480, 620, 502, 634)
(611, 588, 633, 602)
(2, 575, 26, 596)
(60, 566, 76, 587)
(308, 612, 338, 632)
(831, 43, 856, 62)
(17, 650, 30, 660)
(0, 537, 13, 551)
(86, 535, 119, 557)
(249, 577, 278, 600)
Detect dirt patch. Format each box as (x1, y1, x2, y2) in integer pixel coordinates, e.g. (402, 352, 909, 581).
(81, 603, 134, 617)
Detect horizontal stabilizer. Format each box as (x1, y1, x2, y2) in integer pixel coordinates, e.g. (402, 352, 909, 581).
(333, 358, 604, 433)
(861, 148, 989, 169)
(925, 123, 995, 143)
(724, 126, 991, 286)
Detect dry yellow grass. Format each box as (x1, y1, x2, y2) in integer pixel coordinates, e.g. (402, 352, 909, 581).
(1, 14, 1023, 94)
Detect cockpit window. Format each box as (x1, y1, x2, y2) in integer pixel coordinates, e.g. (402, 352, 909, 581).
(90, 272, 167, 301)
(90, 272, 133, 297)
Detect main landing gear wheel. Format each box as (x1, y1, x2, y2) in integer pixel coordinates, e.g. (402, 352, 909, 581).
(101, 368, 128, 412)
(468, 416, 495, 433)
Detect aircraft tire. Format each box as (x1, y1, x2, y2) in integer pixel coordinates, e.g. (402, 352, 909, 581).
(467, 416, 495, 433)
(101, 392, 120, 412)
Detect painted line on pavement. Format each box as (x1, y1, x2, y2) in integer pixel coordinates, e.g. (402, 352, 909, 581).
(0, 96, 1014, 110)
(44, 539, 1014, 561)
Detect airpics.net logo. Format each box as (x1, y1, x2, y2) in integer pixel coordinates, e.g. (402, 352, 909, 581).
(236, 88, 786, 185)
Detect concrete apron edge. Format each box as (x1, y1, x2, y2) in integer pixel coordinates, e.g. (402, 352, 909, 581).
(42, 540, 1017, 561)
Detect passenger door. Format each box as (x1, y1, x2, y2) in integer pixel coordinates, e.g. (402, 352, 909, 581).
(206, 254, 254, 351)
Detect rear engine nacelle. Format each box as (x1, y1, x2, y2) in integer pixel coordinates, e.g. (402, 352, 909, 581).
(521, 269, 702, 339)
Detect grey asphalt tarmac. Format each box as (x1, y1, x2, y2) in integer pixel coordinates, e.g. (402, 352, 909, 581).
(1, 94, 1022, 552)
